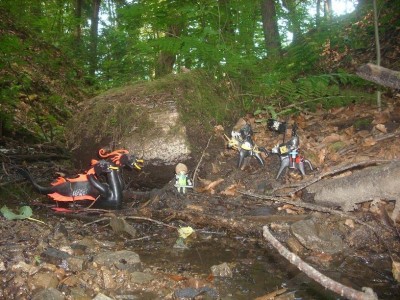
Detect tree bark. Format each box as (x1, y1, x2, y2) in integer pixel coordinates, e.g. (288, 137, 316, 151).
(155, 24, 182, 78)
(324, 0, 332, 20)
(74, 0, 83, 54)
(356, 63, 400, 89)
(260, 0, 281, 59)
(89, 0, 101, 78)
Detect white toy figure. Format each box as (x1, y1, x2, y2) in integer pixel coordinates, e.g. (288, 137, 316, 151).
(175, 163, 193, 194)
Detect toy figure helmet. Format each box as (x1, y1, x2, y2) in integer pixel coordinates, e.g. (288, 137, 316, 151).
(288, 136, 299, 150)
(240, 123, 253, 139)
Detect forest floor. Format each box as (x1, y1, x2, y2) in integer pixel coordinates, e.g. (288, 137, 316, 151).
(1, 96, 400, 299)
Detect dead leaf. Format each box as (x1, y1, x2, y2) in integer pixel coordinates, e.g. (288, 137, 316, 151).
(220, 183, 245, 196)
(372, 111, 390, 124)
(211, 162, 220, 174)
(186, 204, 204, 212)
(214, 125, 224, 133)
(363, 137, 376, 147)
(254, 288, 287, 300)
(196, 178, 224, 194)
(375, 123, 387, 133)
(322, 133, 341, 144)
(392, 260, 400, 282)
(109, 217, 137, 238)
(318, 148, 326, 164)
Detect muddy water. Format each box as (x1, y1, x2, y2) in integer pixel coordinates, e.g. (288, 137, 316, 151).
(120, 228, 398, 299)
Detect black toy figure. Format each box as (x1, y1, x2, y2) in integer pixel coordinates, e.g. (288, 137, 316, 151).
(226, 123, 267, 168)
(18, 149, 143, 210)
(270, 124, 313, 179)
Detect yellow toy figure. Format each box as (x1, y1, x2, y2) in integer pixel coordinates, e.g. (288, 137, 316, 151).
(175, 163, 193, 194)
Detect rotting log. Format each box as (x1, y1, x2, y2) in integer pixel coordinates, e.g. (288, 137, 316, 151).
(356, 63, 400, 89)
(263, 225, 378, 300)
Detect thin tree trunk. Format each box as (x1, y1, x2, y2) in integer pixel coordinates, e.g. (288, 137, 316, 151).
(373, 0, 382, 110)
(74, 0, 83, 53)
(260, 0, 281, 59)
(89, 0, 101, 78)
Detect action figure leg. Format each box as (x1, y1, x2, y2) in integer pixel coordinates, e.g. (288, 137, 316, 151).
(304, 159, 313, 171)
(297, 162, 306, 176)
(254, 152, 265, 166)
(276, 157, 289, 179)
(238, 150, 248, 168)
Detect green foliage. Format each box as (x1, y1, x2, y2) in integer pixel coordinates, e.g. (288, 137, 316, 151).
(252, 72, 374, 123)
(1, 205, 46, 224)
(1, 205, 33, 220)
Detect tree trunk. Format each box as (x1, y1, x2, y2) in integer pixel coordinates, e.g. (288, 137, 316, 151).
(155, 24, 182, 78)
(89, 0, 101, 79)
(74, 0, 83, 50)
(260, 0, 281, 59)
(324, 0, 332, 20)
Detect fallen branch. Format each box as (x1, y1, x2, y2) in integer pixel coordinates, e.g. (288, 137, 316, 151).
(263, 225, 378, 300)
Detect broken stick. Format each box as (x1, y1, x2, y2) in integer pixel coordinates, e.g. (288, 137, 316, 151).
(263, 225, 378, 300)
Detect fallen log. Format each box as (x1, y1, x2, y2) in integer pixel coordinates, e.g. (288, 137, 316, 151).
(356, 63, 400, 89)
(263, 225, 378, 300)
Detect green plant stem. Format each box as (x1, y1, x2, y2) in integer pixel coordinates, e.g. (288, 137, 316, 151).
(27, 217, 46, 225)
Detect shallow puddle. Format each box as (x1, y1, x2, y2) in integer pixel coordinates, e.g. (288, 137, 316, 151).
(119, 228, 399, 299)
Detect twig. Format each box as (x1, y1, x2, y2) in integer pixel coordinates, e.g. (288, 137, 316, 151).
(125, 216, 178, 229)
(192, 136, 213, 187)
(83, 215, 177, 229)
(263, 225, 378, 300)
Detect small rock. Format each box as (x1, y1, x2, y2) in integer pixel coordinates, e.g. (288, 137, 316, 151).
(93, 293, 113, 300)
(101, 266, 117, 289)
(210, 262, 233, 277)
(130, 271, 154, 284)
(291, 219, 345, 254)
(93, 250, 141, 272)
(11, 261, 39, 275)
(286, 237, 305, 254)
(31, 288, 65, 300)
(344, 219, 355, 228)
(66, 256, 85, 272)
(0, 260, 5, 271)
(28, 272, 59, 290)
(41, 248, 70, 266)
